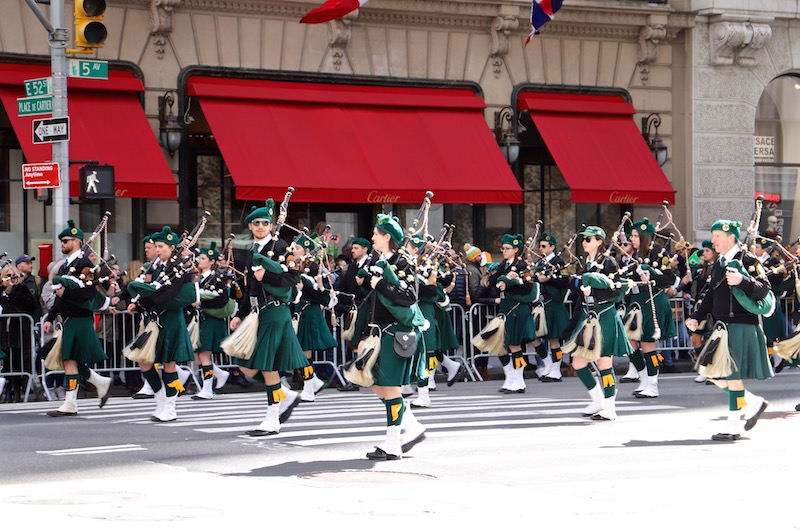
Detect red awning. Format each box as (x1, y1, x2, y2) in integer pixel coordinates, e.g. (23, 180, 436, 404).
(519, 92, 674, 205)
(187, 77, 521, 204)
(0, 62, 176, 199)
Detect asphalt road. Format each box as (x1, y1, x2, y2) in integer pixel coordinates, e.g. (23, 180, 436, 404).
(1, 368, 798, 528)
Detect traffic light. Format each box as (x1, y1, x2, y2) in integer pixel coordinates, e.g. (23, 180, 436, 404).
(74, 0, 107, 49)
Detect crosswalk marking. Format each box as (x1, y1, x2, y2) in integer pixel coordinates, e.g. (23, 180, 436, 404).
(2, 390, 683, 449)
(36, 444, 147, 456)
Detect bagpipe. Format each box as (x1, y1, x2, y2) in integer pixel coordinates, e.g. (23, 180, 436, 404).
(524, 224, 584, 282)
(0, 253, 24, 286)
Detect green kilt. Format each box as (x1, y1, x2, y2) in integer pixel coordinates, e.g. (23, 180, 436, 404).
(419, 300, 438, 352)
(500, 299, 536, 347)
(372, 323, 426, 386)
(722, 322, 774, 380)
(544, 299, 570, 339)
(629, 289, 676, 342)
(61, 316, 107, 365)
(435, 305, 460, 351)
(572, 303, 633, 357)
(297, 303, 337, 351)
(198, 313, 228, 353)
(235, 304, 309, 372)
(762, 303, 785, 342)
(154, 308, 194, 364)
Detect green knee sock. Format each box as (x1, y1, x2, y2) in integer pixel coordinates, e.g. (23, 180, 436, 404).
(201, 365, 213, 381)
(64, 374, 79, 392)
(266, 382, 283, 405)
(643, 350, 660, 377)
(576, 366, 598, 390)
(630, 348, 646, 372)
(599, 368, 616, 398)
(535, 342, 548, 360)
(729, 389, 746, 411)
(385, 397, 405, 426)
(499, 354, 510, 366)
(143, 367, 162, 393)
(162, 371, 182, 397)
(77, 364, 91, 380)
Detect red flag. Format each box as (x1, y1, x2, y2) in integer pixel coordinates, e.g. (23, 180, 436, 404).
(300, 0, 368, 24)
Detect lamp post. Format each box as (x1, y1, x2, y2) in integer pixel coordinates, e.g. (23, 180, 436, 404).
(494, 106, 520, 165)
(158, 90, 182, 157)
(642, 112, 668, 167)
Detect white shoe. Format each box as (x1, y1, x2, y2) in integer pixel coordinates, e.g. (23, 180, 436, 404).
(743, 392, 768, 431)
(400, 406, 426, 452)
(212, 365, 230, 389)
(536, 355, 551, 379)
(592, 392, 617, 421)
(498, 362, 513, 392)
(411, 386, 431, 408)
(635, 374, 659, 398)
(87, 369, 112, 407)
(133, 380, 155, 399)
(582, 383, 604, 416)
(503, 364, 526, 393)
(177, 366, 191, 386)
(712, 411, 743, 441)
(47, 388, 78, 416)
(0, 377, 5, 397)
(632, 369, 648, 395)
(150, 386, 167, 421)
(401, 384, 415, 396)
(300, 378, 317, 402)
(368, 425, 402, 460)
(694, 374, 708, 383)
(156, 392, 178, 422)
(248, 403, 281, 436)
(192, 378, 214, 400)
(279, 385, 301, 423)
(621, 363, 639, 382)
(545, 358, 563, 381)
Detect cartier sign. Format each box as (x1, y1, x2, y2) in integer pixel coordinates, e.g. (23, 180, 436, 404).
(609, 191, 639, 204)
(367, 190, 401, 203)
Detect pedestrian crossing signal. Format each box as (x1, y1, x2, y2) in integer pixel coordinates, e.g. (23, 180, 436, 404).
(74, 0, 107, 50)
(80, 165, 115, 200)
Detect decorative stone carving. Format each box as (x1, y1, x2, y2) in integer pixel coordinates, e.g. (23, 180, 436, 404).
(709, 16, 772, 67)
(489, 14, 518, 78)
(327, 11, 357, 71)
(149, 0, 182, 59)
(637, 23, 666, 85)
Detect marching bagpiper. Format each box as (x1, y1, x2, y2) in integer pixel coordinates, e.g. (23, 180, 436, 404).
(532, 232, 571, 382)
(43, 220, 112, 417)
(686, 220, 773, 441)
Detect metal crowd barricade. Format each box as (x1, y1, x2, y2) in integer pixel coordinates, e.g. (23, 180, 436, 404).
(1, 312, 38, 402)
(467, 302, 497, 381)
(657, 297, 696, 360)
(445, 303, 476, 381)
(779, 295, 796, 337)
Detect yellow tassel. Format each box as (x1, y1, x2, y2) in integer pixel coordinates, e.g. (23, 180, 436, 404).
(737, 396, 747, 410)
(391, 403, 402, 422)
(602, 373, 615, 388)
(554, 350, 562, 361)
(272, 388, 286, 403)
(651, 354, 660, 367)
(67, 378, 78, 391)
(204, 369, 213, 379)
(168, 379, 185, 393)
(514, 357, 527, 370)
(303, 366, 314, 379)
(428, 357, 439, 371)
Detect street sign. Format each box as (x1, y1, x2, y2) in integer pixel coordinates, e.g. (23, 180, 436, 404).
(24, 77, 52, 97)
(68, 58, 108, 80)
(32, 117, 70, 144)
(22, 162, 60, 189)
(18, 95, 53, 116)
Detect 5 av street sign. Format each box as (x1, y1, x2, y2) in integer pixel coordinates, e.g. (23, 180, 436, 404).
(22, 162, 60, 189)
(32, 117, 69, 144)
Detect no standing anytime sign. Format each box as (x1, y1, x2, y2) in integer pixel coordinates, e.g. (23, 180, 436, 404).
(22, 162, 60, 189)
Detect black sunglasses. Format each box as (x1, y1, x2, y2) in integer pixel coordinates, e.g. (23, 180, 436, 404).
(582, 236, 594, 243)
(250, 220, 270, 227)
(60, 238, 73, 244)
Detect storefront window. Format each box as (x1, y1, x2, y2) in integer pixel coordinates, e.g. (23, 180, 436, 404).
(755, 74, 800, 240)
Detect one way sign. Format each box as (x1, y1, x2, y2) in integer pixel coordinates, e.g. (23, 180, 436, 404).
(32, 117, 69, 144)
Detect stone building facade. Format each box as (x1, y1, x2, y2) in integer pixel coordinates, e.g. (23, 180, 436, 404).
(1, 0, 799, 263)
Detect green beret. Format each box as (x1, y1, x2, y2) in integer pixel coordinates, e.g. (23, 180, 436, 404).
(501, 233, 524, 249)
(58, 219, 84, 241)
(376, 213, 403, 245)
(245, 199, 276, 225)
(538, 232, 556, 247)
(580, 226, 606, 239)
(199, 241, 220, 261)
(142, 233, 155, 245)
(352, 237, 371, 250)
(755, 235, 769, 247)
(295, 232, 318, 252)
(710, 220, 741, 240)
(702, 240, 713, 250)
(409, 234, 425, 250)
(632, 218, 655, 236)
(151, 225, 179, 245)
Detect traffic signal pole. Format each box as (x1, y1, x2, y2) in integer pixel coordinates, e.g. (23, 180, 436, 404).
(24, 0, 70, 249)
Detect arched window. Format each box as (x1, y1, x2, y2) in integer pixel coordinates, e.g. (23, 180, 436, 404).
(755, 74, 800, 239)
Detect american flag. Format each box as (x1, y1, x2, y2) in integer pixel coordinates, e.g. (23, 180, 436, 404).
(526, 0, 563, 45)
